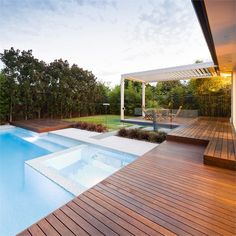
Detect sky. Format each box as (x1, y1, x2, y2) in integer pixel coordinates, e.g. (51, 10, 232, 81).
(0, 0, 211, 86)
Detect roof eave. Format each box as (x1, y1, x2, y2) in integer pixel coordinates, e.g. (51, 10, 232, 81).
(191, 0, 219, 74)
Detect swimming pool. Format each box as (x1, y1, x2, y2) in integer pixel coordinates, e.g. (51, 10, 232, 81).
(0, 127, 80, 236)
(30, 143, 137, 195)
(0, 127, 137, 235)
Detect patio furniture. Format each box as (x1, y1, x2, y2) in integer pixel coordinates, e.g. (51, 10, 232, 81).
(168, 106, 182, 121)
(143, 108, 164, 121)
(155, 108, 170, 120)
(142, 108, 154, 120)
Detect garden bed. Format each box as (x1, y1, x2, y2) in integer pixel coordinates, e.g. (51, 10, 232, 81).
(118, 128, 166, 143)
(72, 122, 108, 133)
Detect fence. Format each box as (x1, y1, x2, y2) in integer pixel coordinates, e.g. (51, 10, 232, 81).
(124, 94, 231, 118)
(0, 93, 231, 124)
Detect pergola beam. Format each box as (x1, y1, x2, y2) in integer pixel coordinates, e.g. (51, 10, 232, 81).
(120, 62, 217, 121)
(121, 62, 216, 83)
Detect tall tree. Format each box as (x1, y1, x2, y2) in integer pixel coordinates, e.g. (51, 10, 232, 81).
(0, 47, 105, 121)
(0, 48, 21, 121)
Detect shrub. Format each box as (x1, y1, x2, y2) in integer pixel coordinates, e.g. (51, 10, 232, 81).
(117, 128, 166, 143)
(77, 122, 88, 130)
(127, 128, 139, 139)
(74, 122, 107, 133)
(96, 124, 107, 133)
(147, 132, 157, 142)
(158, 131, 167, 142)
(118, 128, 128, 137)
(138, 130, 150, 140)
(87, 123, 96, 131)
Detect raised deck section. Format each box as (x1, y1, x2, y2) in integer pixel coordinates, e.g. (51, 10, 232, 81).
(18, 140, 236, 236)
(167, 117, 236, 170)
(11, 119, 75, 133)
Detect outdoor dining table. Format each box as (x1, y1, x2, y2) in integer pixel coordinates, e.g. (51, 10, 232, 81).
(155, 108, 170, 119)
(144, 108, 170, 121)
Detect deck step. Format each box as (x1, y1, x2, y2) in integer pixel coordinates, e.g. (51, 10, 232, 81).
(167, 117, 236, 171)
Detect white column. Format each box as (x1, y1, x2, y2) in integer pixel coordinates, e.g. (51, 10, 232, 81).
(232, 71, 236, 129)
(142, 82, 146, 117)
(120, 77, 125, 120)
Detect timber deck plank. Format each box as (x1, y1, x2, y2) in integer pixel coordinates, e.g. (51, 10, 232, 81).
(11, 119, 75, 133)
(17, 139, 236, 236)
(167, 117, 236, 169)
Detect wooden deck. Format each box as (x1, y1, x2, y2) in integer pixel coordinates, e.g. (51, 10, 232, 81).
(167, 117, 236, 170)
(18, 139, 236, 236)
(11, 119, 75, 133)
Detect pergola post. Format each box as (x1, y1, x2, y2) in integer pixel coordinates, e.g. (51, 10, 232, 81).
(232, 71, 236, 129)
(120, 77, 125, 120)
(142, 82, 146, 117)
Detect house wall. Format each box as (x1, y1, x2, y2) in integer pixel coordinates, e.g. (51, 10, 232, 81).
(232, 71, 236, 129)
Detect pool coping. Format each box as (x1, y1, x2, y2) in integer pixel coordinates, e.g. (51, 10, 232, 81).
(26, 143, 138, 196)
(51, 128, 158, 156)
(26, 145, 88, 196)
(1, 125, 158, 196)
(24, 127, 158, 196)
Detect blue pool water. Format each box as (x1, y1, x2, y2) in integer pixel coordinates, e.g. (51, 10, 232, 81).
(0, 128, 79, 236)
(0, 127, 137, 236)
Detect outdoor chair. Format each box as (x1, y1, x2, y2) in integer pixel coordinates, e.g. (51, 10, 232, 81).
(168, 106, 182, 121)
(143, 108, 165, 122)
(155, 108, 169, 121)
(142, 108, 154, 120)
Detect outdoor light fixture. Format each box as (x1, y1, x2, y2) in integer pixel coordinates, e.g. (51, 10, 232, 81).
(103, 103, 110, 125)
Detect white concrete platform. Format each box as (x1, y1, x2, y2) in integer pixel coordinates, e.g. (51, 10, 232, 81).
(52, 128, 158, 156)
(51, 128, 99, 139)
(0, 125, 15, 130)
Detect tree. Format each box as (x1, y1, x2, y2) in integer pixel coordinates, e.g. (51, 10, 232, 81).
(0, 47, 106, 121)
(187, 77, 231, 116)
(0, 48, 42, 120)
(109, 85, 121, 114)
(0, 73, 10, 122)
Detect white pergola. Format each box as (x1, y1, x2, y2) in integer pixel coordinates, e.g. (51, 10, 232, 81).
(120, 62, 217, 120)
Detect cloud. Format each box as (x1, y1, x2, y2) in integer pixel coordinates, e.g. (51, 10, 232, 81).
(0, 0, 211, 86)
(136, 0, 198, 45)
(74, 0, 117, 8)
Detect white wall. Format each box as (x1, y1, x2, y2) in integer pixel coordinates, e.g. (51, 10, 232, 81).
(232, 71, 236, 129)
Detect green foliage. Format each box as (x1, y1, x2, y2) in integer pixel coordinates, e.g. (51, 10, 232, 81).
(188, 76, 231, 94)
(0, 48, 109, 122)
(0, 49, 231, 122)
(108, 85, 121, 114)
(187, 77, 231, 116)
(0, 73, 10, 122)
(108, 76, 231, 117)
(125, 81, 141, 115)
(146, 100, 160, 109)
(108, 81, 156, 115)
